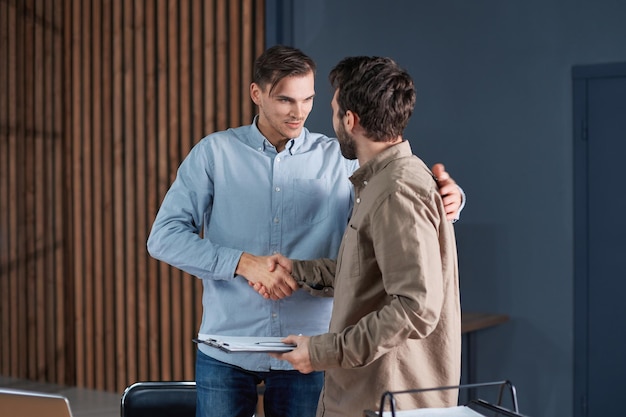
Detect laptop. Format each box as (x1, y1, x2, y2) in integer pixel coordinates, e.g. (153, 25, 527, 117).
(0, 388, 74, 417)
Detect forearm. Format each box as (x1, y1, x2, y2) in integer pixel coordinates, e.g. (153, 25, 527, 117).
(309, 295, 437, 370)
(147, 217, 243, 280)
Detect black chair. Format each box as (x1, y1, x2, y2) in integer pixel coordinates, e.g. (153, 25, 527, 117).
(120, 381, 197, 417)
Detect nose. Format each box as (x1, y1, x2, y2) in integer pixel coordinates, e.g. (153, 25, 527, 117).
(290, 103, 305, 119)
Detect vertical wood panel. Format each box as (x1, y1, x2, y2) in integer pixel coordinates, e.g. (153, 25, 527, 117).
(0, 0, 10, 376)
(8, 0, 18, 379)
(186, 0, 203, 376)
(42, 0, 55, 383)
(53, 1, 70, 384)
(229, 0, 241, 125)
(163, 0, 178, 381)
(9, 0, 21, 378)
(144, 0, 160, 380)
(190, 0, 203, 149)
(52, 0, 68, 383)
(62, 0, 76, 386)
(173, 0, 190, 380)
(155, 0, 169, 381)
(0, 2, 12, 372)
(91, 0, 106, 391)
(216, 0, 228, 129)
(100, 0, 116, 390)
(122, 0, 138, 385)
(23, 0, 35, 380)
(204, 0, 215, 133)
(71, 0, 85, 388)
(33, 0, 46, 381)
(0, 0, 70, 384)
(0, 0, 265, 393)
(111, 0, 127, 390)
(41, 0, 54, 382)
(241, 0, 254, 121)
(133, 0, 149, 383)
(82, 0, 95, 388)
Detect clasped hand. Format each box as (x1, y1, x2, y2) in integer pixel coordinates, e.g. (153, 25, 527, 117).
(237, 253, 295, 300)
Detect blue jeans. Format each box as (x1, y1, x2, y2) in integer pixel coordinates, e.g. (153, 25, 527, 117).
(195, 350, 323, 417)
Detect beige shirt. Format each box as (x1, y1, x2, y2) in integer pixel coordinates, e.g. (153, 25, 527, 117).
(292, 141, 461, 417)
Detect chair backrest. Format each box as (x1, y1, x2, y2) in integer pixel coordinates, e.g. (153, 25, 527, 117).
(120, 381, 196, 417)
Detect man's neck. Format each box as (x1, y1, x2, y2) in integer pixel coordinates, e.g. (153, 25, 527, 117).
(272, 138, 290, 153)
(357, 136, 404, 166)
(255, 118, 291, 152)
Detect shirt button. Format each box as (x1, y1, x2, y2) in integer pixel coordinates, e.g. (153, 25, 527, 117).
(276, 157, 281, 162)
(363, 180, 368, 185)
(274, 217, 280, 223)
(272, 313, 277, 318)
(356, 198, 361, 204)
(275, 187, 281, 192)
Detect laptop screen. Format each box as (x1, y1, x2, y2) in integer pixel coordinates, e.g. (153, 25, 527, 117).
(0, 388, 74, 417)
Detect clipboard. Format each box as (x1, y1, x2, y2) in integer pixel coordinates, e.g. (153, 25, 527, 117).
(192, 335, 296, 353)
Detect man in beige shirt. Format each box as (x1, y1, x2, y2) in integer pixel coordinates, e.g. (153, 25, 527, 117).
(254, 55, 461, 417)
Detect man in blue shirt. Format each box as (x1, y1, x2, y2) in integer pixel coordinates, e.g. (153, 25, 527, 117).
(147, 45, 463, 417)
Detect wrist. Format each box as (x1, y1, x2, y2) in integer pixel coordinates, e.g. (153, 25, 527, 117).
(235, 252, 253, 278)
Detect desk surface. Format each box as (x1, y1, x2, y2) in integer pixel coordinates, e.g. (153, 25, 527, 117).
(461, 312, 509, 334)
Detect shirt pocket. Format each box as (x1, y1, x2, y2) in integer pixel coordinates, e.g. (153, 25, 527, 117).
(336, 222, 361, 281)
(292, 178, 329, 224)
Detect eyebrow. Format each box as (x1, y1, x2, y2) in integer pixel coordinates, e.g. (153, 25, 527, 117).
(274, 94, 316, 102)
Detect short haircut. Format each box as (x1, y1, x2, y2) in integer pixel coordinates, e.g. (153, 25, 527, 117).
(253, 45, 316, 94)
(329, 56, 416, 142)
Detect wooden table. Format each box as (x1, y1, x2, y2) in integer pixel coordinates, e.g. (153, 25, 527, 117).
(461, 312, 510, 389)
(462, 311, 509, 334)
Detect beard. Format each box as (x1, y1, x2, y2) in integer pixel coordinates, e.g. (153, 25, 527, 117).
(336, 122, 357, 160)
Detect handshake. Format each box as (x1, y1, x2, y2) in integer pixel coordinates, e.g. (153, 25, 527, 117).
(236, 252, 297, 300)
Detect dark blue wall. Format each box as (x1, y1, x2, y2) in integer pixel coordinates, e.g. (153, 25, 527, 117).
(267, 1, 626, 416)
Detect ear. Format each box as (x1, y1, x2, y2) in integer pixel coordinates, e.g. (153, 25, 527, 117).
(250, 83, 262, 105)
(344, 110, 360, 133)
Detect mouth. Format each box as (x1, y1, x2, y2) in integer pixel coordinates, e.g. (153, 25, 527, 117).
(286, 120, 303, 129)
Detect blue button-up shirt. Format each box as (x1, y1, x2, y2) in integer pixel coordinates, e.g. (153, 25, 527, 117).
(147, 119, 358, 371)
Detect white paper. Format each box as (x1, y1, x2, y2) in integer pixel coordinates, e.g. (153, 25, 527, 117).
(376, 405, 484, 417)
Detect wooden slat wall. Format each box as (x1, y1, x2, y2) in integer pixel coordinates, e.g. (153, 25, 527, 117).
(0, 0, 265, 393)
(0, 0, 70, 385)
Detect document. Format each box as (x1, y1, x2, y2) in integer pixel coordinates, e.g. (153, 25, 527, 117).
(369, 406, 484, 417)
(193, 334, 296, 353)
(366, 401, 525, 417)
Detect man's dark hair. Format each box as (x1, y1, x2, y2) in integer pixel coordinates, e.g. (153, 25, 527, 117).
(329, 56, 416, 142)
(253, 45, 316, 94)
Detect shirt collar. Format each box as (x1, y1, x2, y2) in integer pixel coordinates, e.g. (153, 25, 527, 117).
(248, 115, 307, 155)
(350, 140, 413, 185)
